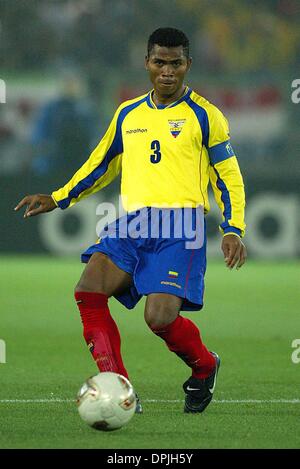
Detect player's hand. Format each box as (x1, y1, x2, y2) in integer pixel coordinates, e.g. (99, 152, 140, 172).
(221, 234, 247, 270)
(14, 194, 57, 218)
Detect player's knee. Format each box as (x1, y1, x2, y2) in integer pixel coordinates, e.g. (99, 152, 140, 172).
(144, 305, 177, 330)
(74, 274, 103, 294)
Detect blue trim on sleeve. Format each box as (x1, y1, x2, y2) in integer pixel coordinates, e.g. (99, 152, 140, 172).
(213, 167, 232, 232)
(185, 96, 209, 148)
(58, 96, 147, 209)
(223, 227, 242, 236)
(209, 140, 235, 165)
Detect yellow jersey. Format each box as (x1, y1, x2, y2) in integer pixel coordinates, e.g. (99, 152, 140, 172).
(52, 87, 246, 237)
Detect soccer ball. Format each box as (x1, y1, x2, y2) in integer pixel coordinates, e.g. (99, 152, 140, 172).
(76, 372, 136, 431)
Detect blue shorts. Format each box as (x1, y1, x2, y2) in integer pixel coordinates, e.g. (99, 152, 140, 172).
(81, 207, 206, 311)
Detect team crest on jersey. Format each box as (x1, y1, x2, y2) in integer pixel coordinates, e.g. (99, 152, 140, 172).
(168, 119, 186, 138)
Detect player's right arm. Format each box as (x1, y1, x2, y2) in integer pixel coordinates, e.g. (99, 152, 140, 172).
(14, 194, 57, 218)
(15, 106, 124, 218)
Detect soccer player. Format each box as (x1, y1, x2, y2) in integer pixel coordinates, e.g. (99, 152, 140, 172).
(15, 28, 246, 414)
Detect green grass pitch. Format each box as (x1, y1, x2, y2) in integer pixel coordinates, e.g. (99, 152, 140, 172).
(0, 255, 299, 449)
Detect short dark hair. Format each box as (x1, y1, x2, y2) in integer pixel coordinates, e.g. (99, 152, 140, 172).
(147, 27, 190, 58)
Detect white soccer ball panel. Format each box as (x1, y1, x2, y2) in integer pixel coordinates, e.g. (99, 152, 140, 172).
(77, 372, 136, 431)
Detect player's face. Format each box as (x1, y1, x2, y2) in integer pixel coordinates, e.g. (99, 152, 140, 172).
(145, 45, 192, 99)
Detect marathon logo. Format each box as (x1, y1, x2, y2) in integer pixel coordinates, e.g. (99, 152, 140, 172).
(126, 128, 148, 134)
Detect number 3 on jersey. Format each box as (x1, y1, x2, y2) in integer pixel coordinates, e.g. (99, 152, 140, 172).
(150, 140, 161, 164)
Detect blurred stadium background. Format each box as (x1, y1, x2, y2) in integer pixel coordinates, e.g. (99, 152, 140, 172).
(1, 0, 300, 257)
(1, 0, 300, 450)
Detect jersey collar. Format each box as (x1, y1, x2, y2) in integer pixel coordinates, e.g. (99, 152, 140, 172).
(146, 86, 192, 110)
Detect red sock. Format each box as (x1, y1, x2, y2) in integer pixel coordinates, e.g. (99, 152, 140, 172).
(74, 291, 129, 379)
(151, 315, 216, 379)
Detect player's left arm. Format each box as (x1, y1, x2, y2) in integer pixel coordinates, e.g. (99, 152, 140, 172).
(207, 106, 247, 270)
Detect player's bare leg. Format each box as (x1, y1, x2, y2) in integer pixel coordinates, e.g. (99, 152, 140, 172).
(144, 292, 182, 329)
(144, 292, 219, 413)
(74, 253, 143, 413)
(75, 252, 132, 296)
(144, 292, 215, 372)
